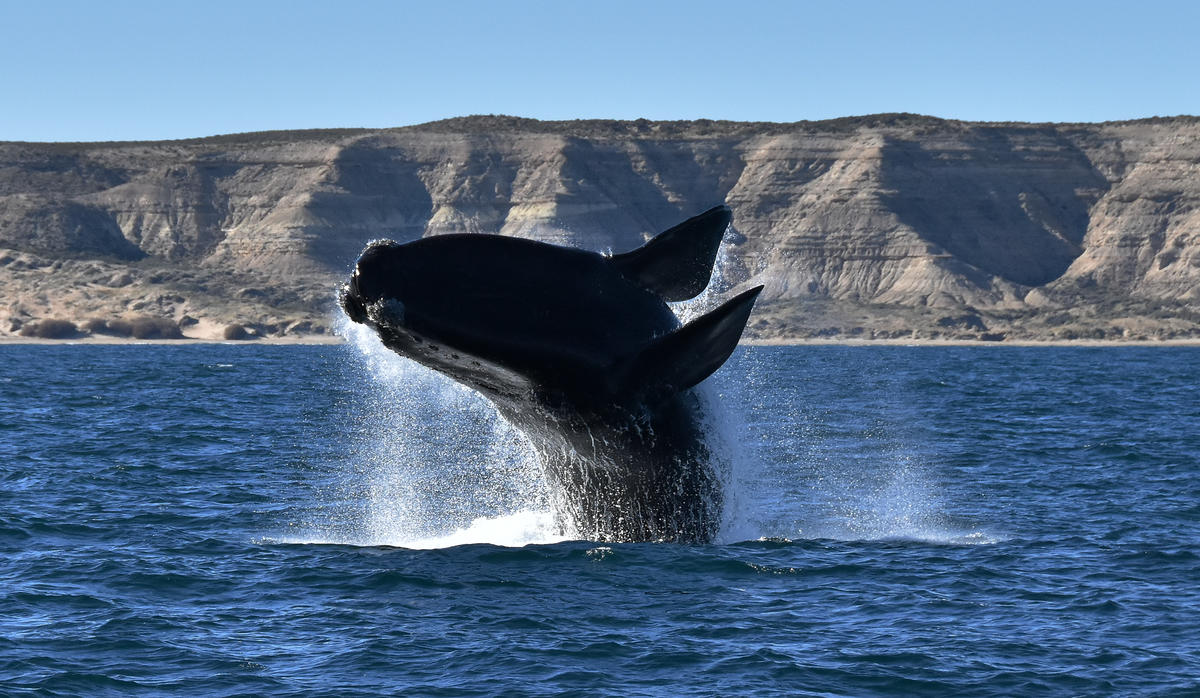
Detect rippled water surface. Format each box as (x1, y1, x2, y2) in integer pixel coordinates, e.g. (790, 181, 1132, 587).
(2, 342, 1198, 696)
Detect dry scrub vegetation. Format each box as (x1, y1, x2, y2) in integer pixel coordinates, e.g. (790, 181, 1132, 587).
(15, 315, 185, 340)
(18, 319, 79, 339)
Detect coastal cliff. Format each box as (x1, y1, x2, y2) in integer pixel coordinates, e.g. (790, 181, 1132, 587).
(2, 115, 1198, 341)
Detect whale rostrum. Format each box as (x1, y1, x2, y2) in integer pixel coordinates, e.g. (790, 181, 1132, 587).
(340, 205, 763, 542)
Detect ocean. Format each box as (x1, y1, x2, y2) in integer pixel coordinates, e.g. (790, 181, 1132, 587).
(1, 338, 1197, 696)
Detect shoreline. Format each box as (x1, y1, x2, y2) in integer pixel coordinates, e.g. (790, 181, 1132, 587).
(2, 335, 1198, 348)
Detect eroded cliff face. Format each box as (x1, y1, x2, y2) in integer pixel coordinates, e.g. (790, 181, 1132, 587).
(1, 115, 1198, 341)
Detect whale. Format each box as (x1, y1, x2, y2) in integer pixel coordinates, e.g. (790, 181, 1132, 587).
(339, 205, 762, 543)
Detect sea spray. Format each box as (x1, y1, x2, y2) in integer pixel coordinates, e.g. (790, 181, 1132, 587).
(324, 320, 760, 547)
(808, 414, 999, 544)
(692, 378, 755, 544)
(324, 317, 554, 547)
(328, 305, 993, 547)
(738, 346, 1002, 545)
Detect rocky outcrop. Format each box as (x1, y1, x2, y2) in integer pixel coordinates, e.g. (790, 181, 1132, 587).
(1, 115, 1198, 341)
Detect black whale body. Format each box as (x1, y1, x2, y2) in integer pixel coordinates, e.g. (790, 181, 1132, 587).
(340, 206, 762, 542)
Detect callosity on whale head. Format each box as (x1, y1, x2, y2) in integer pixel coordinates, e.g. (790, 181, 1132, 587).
(339, 205, 763, 542)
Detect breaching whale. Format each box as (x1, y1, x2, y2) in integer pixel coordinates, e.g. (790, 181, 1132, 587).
(339, 205, 762, 543)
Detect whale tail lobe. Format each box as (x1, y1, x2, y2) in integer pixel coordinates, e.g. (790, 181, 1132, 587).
(610, 285, 763, 402)
(610, 205, 732, 302)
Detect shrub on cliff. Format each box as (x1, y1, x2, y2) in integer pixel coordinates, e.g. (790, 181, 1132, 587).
(81, 318, 109, 334)
(18, 319, 79, 339)
(128, 316, 183, 339)
(222, 323, 252, 340)
(85, 316, 183, 339)
(104, 319, 134, 336)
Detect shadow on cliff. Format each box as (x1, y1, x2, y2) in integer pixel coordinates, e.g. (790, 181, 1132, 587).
(879, 128, 1110, 287)
(0, 197, 145, 261)
(305, 134, 747, 268)
(305, 138, 435, 269)
(544, 137, 744, 253)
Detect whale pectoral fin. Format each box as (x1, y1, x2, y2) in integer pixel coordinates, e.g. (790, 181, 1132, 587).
(612, 285, 764, 400)
(609, 205, 731, 302)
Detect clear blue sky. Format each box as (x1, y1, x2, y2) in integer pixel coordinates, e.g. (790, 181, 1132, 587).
(2, 0, 1197, 142)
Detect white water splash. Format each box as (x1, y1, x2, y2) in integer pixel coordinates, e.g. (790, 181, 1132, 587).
(300, 317, 559, 548)
(797, 454, 1003, 545)
(710, 344, 1002, 547)
(396, 510, 567, 549)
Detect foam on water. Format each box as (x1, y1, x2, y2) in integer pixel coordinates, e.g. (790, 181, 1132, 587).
(276, 510, 565, 549)
(395, 510, 568, 549)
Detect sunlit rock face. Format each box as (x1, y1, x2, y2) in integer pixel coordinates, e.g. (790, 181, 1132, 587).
(2, 115, 1199, 340)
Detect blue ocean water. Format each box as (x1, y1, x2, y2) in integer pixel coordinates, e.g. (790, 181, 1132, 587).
(1, 340, 1198, 696)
